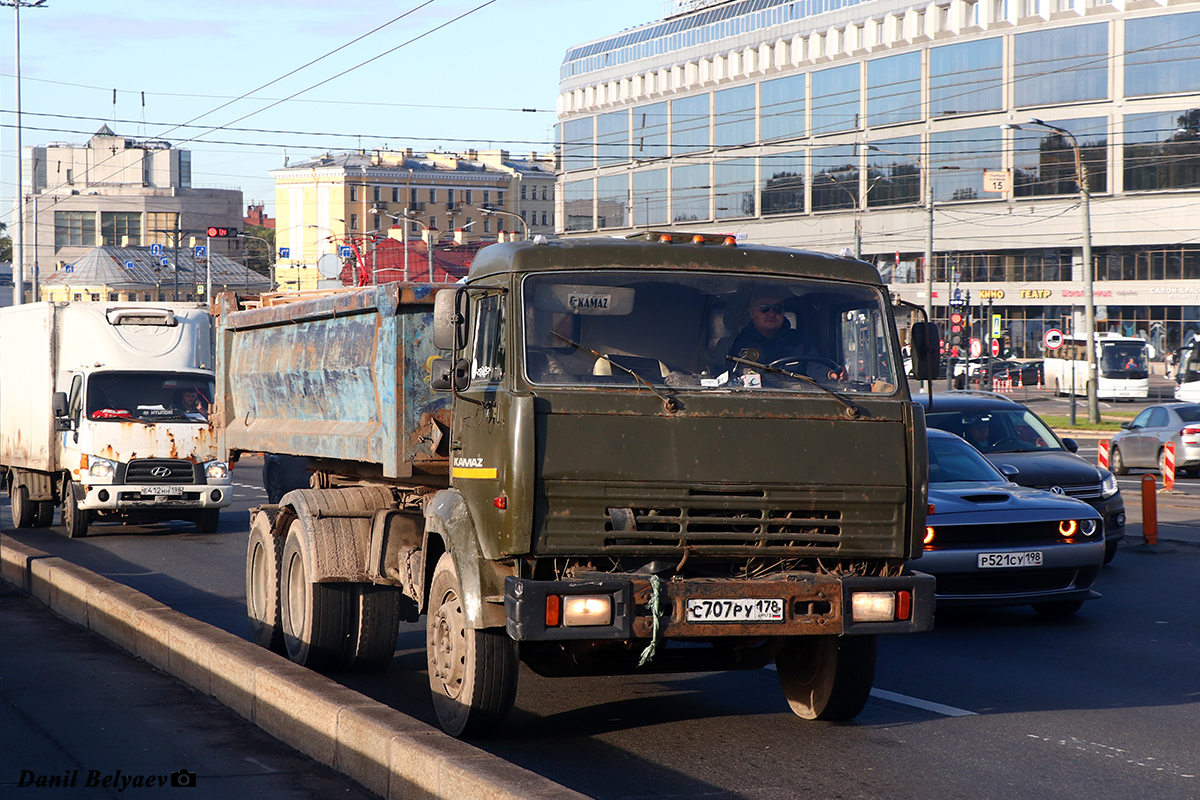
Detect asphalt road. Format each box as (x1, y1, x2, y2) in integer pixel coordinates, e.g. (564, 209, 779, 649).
(4, 455, 1200, 799)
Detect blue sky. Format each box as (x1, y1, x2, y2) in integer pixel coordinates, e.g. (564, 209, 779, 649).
(0, 0, 658, 225)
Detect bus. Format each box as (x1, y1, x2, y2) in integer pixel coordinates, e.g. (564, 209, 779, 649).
(1044, 333, 1149, 400)
(1175, 333, 1200, 402)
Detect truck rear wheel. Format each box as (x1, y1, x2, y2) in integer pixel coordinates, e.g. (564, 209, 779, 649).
(345, 585, 403, 671)
(426, 553, 518, 738)
(11, 483, 35, 529)
(279, 519, 354, 670)
(61, 481, 89, 538)
(246, 513, 285, 653)
(34, 500, 55, 527)
(776, 634, 876, 721)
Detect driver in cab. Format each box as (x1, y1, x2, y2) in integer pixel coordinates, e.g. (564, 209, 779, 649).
(728, 290, 845, 382)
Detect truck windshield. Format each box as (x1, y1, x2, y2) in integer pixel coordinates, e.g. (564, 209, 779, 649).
(86, 373, 214, 423)
(522, 271, 899, 394)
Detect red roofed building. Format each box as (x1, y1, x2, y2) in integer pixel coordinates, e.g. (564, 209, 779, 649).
(337, 235, 495, 285)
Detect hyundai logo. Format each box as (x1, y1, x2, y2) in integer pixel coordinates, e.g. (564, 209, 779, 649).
(150, 466, 173, 478)
(1049, 486, 1065, 495)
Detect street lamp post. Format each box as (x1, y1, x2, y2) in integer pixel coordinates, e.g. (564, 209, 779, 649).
(5, 0, 49, 305)
(814, 172, 891, 259)
(479, 207, 529, 240)
(1006, 119, 1098, 424)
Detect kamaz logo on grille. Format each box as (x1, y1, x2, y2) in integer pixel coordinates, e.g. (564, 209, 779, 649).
(150, 466, 173, 477)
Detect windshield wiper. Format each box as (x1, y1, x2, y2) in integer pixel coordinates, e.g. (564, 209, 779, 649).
(726, 355, 863, 418)
(551, 331, 680, 413)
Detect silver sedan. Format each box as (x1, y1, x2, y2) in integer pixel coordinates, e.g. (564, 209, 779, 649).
(1108, 403, 1200, 477)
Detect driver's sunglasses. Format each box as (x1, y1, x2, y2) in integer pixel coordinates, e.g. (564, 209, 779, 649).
(757, 303, 785, 314)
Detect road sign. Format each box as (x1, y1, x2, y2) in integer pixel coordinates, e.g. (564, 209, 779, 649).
(969, 338, 982, 358)
(983, 170, 1012, 193)
(339, 246, 354, 259)
(950, 288, 965, 306)
(279, 247, 290, 259)
(991, 314, 1002, 338)
(991, 338, 1001, 357)
(1044, 328, 1064, 350)
(194, 245, 207, 258)
(159, 256, 170, 267)
(150, 243, 163, 256)
(124, 261, 134, 269)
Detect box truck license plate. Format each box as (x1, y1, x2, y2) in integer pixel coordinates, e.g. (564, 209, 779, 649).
(686, 598, 784, 623)
(141, 486, 184, 497)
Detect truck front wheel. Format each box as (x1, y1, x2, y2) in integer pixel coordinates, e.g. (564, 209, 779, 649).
(426, 553, 518, 738)
(61, 481, 90, 538)
(279, 519, 354, 670)
(776, 634, 876, 721)
(246, 514, 285, 653)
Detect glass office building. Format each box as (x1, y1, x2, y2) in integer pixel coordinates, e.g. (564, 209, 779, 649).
(557, 0, 1200, 359)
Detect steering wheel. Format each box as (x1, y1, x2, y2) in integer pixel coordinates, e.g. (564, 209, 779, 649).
(989, 437, 1023, 451)
(769, 355, 844, 379)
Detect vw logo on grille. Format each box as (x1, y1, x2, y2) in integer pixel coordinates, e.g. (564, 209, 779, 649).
(150, 466, 173, 478)
(1049, 486, 1066, 495)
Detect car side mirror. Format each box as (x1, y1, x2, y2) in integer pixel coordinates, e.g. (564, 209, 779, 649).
(52, 391, 69, 417)
(997, 463, 1019, 477)
(1120, 421, 1132, 430)
(909, 322, 941, 381)
(430, 357, 471, 392)
(1061, 437, 1079, 453)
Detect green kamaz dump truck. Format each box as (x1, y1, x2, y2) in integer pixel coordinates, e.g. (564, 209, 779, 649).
(216, 233, 939, 737)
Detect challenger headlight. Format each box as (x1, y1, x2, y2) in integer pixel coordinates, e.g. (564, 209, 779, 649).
(204, 461, 230, 481)
(1101, 472, 1119, 499)
(87, 456, 117, 479)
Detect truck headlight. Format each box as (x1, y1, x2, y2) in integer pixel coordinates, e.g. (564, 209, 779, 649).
(204, 461, 230, 480)
(562, 595, 613, 627)
(1101, 473, 1118, 499)
(87, 456, 117, 479)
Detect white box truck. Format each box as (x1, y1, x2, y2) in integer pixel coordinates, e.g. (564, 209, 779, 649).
(0, 302, 232, 537)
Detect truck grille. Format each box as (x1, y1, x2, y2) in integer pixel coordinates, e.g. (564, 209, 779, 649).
(537, 481, 906, 557)
(126, 459, 196, 484)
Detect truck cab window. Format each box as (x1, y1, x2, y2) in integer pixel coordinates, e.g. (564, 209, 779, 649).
(471, 294, 505, 383)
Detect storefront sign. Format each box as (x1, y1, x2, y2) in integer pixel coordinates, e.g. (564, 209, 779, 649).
(978, 289, 1005, 300)
(1020, 289, 1052, 299)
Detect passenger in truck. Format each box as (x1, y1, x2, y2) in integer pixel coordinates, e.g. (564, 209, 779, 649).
(176, 387, 209, 419)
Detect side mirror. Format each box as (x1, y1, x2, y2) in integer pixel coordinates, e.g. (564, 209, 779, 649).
(1120, 421, 1132, 430)
(997, 463, 1019, 477)
(430, 357, 471, 392)
(909, 322, 942, 381)
(1061, 437, 1079, 453)
(433, 289, 468, 351)
(52, 391, 69, 418)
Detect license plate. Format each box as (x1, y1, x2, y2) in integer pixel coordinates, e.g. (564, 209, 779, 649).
(978, 551, 1043, 568)
(686, 598, 784, 623)
(141, 485, 184, 496)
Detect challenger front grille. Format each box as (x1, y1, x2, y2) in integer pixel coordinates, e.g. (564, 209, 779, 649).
(126, 459, 196, 484)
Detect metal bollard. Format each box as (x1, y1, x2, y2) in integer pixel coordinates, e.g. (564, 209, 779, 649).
(1142, 473, 1158, 545)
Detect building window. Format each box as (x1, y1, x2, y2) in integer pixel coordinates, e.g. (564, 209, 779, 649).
(714, 85, 755, 150)
(542, 186, 548, 200)
(109, 293, 119, 301)
(597, 110, 630, 166)
(465, 189, 473, 205)
(1013, 117, 1107, 196)
(865, 136, 922, 209)
(1014, 24, 1108, 107)
(632, 169, 668, 227)
(930, 38, 1002, 115)
(563, 116, 595, 171)
(447, 188, 454, 206)
(634, 101, 668, 158)
(811, 64, 860, 136)
(351, 214, 359, 230)
(498, 190, 505, 206)
(541, 211, 547, 226)
(597, 173, 629, 229)
(671, 164, 710, 222)
(483, 190, 491, 205)
(760, 74, 805, 143)
(101, 211, 141, 246)
(429, 188, 437, 203)
(930, 126, 1003, 202)
(1125, 110, 1200, 191)
(565, 178, 596, 231)
(521, 185, 527, 200)
(411, 188, 419, 204)
(867, 52, 921, 128)
(483, 218, 491, 233)
(761, 152, 806, 216)
(671, 94, 709, 155)
(812, 145, 859, 213)
(1126, 12, 1200, 97)
(350, 185, 359, 202)
(54, 211, 96, 247)
(715, 158, 756, 219)
(392, 187, 400, 203)
(146, 212, 178, 246)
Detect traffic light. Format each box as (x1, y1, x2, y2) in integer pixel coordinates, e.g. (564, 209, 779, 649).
(206, 226, 238, 238)
(949, 311, 964, 347)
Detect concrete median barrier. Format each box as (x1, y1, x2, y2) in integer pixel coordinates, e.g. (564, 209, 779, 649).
(0, 535, 586, 800)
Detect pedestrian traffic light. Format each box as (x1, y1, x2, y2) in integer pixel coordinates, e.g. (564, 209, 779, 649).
(949, 311, 964, 347)
(206, 226, 238, 238)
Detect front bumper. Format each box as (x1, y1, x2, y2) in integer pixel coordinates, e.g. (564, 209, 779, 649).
(80, 482, 232, 512)
(920, 538, 1104, 607)
(504, 571, 935, 642)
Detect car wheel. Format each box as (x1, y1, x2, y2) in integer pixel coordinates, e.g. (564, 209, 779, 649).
(1109, 445, 1128, 476)
(1032, 599, 1084, 618)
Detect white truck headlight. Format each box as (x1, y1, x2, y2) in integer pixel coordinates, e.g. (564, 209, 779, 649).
(87, 456, 117, 479)
(204, 461, 230, 480)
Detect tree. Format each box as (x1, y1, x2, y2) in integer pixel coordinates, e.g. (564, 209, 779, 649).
(242, 225, 275, 278)
(0, 221, 10, 263)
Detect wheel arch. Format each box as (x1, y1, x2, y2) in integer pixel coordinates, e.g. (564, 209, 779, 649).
(277, 486, 397, 582)
(423, 488, 509, 628)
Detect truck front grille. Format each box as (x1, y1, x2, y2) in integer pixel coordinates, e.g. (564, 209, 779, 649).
(126, 459, 196, 484)
(537, 481, 906, 558)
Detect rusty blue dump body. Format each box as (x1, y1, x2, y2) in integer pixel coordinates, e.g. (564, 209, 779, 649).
(215, 283, 452, 482)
